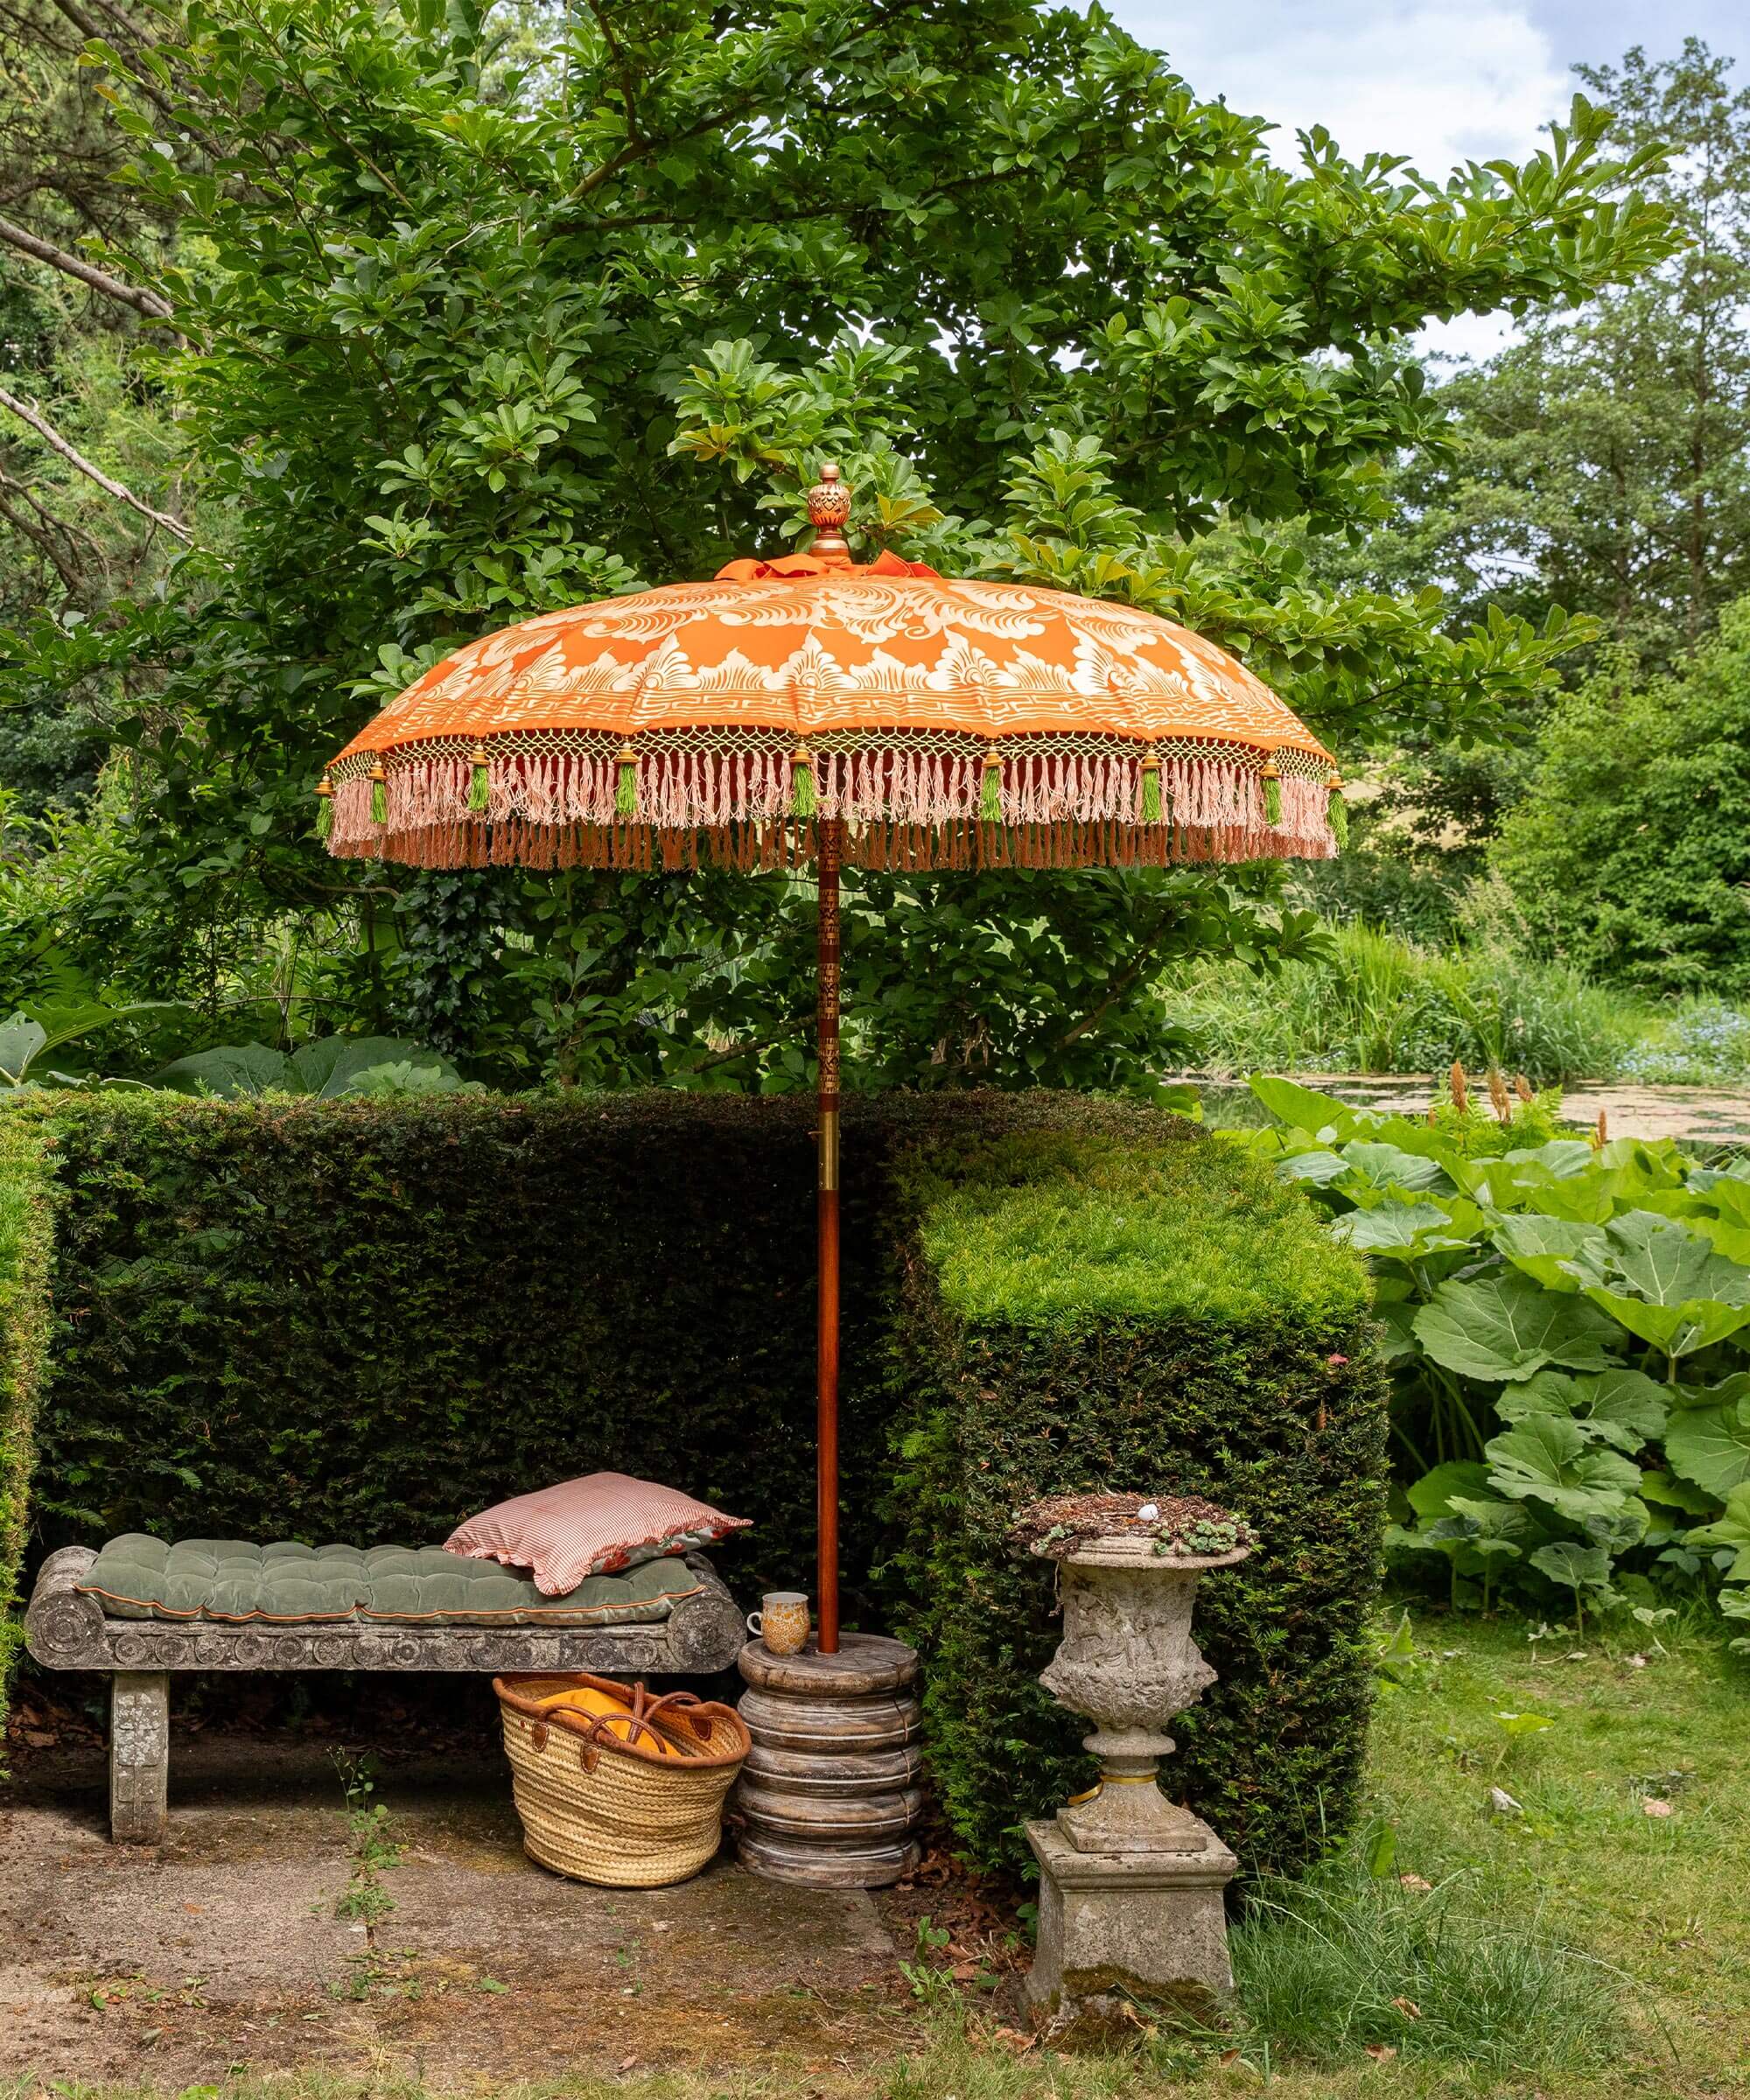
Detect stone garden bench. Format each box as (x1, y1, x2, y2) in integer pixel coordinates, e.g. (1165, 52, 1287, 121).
(24, 1542, 744, 1844)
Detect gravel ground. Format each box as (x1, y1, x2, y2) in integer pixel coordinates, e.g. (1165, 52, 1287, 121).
(1, 1698, 918, 2090)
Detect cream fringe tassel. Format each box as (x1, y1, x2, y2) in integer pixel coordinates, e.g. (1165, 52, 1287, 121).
(330, 751, 1337, 867)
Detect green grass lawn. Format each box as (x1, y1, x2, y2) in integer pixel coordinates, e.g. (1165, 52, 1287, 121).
(17, 1612, 1747, 2100)
(900, 1610, 1750, 2098)
(1292, 1607, 1750, 2097)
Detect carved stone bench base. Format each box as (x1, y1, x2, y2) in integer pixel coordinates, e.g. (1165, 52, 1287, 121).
(109, 1674, 170, 1844)
(24, 1544, 745, 1844)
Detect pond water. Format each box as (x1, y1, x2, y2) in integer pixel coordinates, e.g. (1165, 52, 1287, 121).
(1185, 1074, 1750, 1148)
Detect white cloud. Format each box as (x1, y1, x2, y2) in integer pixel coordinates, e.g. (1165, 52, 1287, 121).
(1099, 3, 1574, 360)
(1102, 2, 1568, 178)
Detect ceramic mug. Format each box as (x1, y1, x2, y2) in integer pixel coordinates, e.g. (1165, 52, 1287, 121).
(747, 1591, 810, 1656)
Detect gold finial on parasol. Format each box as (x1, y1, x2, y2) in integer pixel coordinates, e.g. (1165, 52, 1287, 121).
(806, 461, 853, 568)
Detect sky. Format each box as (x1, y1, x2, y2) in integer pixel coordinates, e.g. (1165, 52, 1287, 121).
(1102, 2, 1743, 359)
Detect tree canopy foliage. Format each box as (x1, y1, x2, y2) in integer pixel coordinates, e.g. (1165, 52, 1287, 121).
(1493, 599, 1750, 996)
(1356, 42, 1750, 662)
(0, 1, 1682, 1085)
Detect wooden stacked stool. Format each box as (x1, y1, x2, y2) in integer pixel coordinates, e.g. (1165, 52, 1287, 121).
(734, 1633, 924, 1886)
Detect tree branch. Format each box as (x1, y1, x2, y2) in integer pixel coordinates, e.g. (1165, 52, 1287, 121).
(46, 0, 232, 164)
(0, 386, 191, 542)
(0, 472, 87, 593)
(1054, 917, 1170, 1047)
(0, 211, 173, 319)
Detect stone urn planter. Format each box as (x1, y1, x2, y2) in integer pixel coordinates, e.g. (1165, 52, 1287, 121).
(1008, 1492, 1254, 2039)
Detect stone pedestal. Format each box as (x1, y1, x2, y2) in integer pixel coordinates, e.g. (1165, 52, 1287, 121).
(1029, 1816, 1236, 2026)
(1024, 1536, 1249, 2036)
(735, 1634, 924, 1887)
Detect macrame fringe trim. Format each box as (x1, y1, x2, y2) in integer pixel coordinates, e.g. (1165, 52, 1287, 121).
(329, 749, 1337, 868)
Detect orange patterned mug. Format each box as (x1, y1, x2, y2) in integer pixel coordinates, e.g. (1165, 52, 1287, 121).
(747, 1591, 810, 1656)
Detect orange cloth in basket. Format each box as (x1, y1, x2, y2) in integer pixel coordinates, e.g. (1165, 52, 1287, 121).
(534, 1684, 677, 1754)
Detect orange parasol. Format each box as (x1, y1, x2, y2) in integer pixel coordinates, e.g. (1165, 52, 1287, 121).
(319, 466, 1342, 1651)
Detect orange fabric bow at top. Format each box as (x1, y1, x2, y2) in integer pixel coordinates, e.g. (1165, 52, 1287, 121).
(713, 550, 943, 584)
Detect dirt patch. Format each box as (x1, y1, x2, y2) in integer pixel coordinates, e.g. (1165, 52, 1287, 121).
(1, 1709, 918, 2090)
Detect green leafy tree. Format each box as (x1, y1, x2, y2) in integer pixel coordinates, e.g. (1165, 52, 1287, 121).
(0, 1, 189, 822)
(1491, 598, 1750, 996)
(0, 0, 1677, 1085)
(1365, 41, 1750, 661)
(1298, 42, 1750, 934)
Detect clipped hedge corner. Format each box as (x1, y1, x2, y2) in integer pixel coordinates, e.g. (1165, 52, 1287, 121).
(884, 1128, 1387, 1882)
(0, 1112, 56, 1733)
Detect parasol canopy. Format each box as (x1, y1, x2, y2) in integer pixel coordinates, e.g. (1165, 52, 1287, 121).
(320, 466, 1343, 1652)
(322, 478, 1340, 872)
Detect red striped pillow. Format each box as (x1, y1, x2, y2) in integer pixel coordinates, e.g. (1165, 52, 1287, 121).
(444, 1474, 750, 1598)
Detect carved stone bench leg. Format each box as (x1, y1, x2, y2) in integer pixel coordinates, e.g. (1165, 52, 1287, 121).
(110, 1672, 169, 1844)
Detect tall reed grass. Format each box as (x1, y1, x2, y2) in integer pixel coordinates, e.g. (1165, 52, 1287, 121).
(1169, 923, 1650, 1083)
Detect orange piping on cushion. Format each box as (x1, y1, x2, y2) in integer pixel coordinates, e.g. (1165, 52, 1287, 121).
(75, 1582, 706, 1626)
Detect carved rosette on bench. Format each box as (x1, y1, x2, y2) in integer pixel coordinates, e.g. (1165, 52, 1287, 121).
(24, 1545, 746, 1844)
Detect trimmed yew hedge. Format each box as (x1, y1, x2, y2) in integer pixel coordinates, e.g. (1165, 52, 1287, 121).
(10, 1090, 1384, 1878)
(883, 1128, 1387, 1881)
(0, 1112, 55, 1722)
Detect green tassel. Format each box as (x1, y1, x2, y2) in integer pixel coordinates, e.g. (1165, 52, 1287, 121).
(315, 789, 332, 841)
(370, 768, 387, 826)
(979, 749, 1003, 823)
(1328, 786, 1348, 851)
(1140, 759, 1163, 824)
(467, 748, 490, 813)
(791, 746, 817, 820)
(615, 745, 639, 820)
(1264, 767, 1283, 828)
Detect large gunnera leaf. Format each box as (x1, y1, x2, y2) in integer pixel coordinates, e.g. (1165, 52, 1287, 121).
(1496, 1368, 1670, 1453)
(1686, 1485, 1750, 1581)
(1414, 1270, 1620, 1383)
(1484, 1413, 1641, 1518)
(1665, 1396, 1750, 1500)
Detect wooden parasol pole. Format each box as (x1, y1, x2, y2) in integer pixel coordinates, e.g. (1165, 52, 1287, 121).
(816, 814, 844, 1654)
(802, 461, 856, 1658)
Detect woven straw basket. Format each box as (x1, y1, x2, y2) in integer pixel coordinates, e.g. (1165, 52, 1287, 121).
(494, 1672, 751, 1887)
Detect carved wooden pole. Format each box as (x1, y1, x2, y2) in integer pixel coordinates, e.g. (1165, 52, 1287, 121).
(816, 813, 843, 1655)
(804, 460, 855, 1658)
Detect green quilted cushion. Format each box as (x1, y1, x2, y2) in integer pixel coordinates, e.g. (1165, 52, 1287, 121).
(77, 1534, 704, 1626)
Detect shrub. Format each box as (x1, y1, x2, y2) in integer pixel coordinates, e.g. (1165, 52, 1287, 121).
(0, 1111, 55, 1735)
(14, 1089, 1387, 1882)
(1494, 606, 1750, 996)
(1242, 1074, 1750, 1638)
(885, 1127, 1385, 1882)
